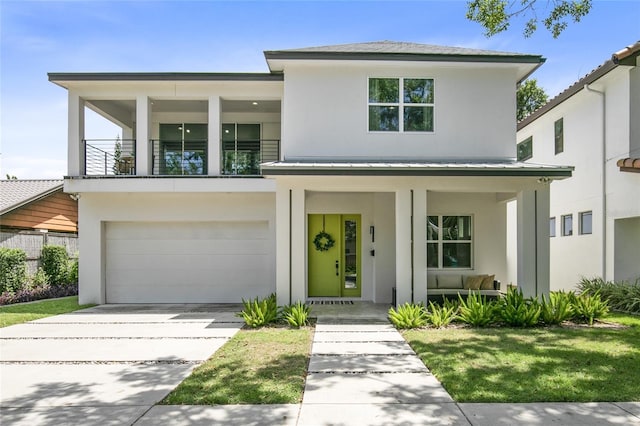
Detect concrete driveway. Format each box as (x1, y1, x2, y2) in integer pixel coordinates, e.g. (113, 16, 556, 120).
(0, 304, 243, 426)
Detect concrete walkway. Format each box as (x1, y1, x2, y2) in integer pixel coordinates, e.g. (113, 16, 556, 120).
(0, 304, 244, 426)
(2, 302, 639, 425)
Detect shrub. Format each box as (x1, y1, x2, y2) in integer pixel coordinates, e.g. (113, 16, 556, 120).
(572, 291, 609, 326)
(578, 277, 640, 314)
(425, 300, 457, 328)
(237, 293, 279, 328)
(28, 267, 49, 288)
(0, 284, 78, 305)
(458, 292, 496, 327)
(541, 291, 574, 325)
(41, 245, 70, 286)
(500, 288, 541, 327)
(0, 248, 28, 294)
(67, 258, 79, 284)
(388, 302, 428, 329)
(282, 301, 311, 328)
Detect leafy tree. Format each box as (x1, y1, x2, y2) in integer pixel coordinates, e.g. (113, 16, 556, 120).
(517, 79, 548, 121)
(467, 0, 592, 38)
(5, 174, 17, 180)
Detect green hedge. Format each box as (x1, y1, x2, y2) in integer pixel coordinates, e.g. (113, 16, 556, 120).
(0, 248, 27, 293)
(41, 245, 70, 286)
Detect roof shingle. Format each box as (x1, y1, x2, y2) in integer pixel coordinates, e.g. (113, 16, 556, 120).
(0, 180, 63, 215)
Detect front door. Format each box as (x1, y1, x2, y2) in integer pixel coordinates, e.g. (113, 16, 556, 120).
(308, 214, 361, 298)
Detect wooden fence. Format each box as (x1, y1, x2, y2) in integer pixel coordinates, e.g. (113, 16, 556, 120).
(0, 230, 78, 274)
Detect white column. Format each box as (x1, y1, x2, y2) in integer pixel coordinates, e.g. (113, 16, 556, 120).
(290, 188, 306, 303)
(395, 189, 412, 305)
(77, 197, 105, 304)
(135, 96, 150, 175)
(275, 184, 291, 306)
(208, 96, 221, 175)
(413, 189, 427, 303)
(68, 92, 84, 176)
(517, 187, 550, 297)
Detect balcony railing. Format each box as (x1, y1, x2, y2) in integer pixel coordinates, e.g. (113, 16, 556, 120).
(83, 139, 136, 176)
(222, 139, 280, 175)
(151, 139, 208, 175)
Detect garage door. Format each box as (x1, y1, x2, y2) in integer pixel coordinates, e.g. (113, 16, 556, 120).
(105, 221, 272, 303)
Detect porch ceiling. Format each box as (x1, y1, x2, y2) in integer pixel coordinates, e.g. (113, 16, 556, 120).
(261, 160, 573, 178)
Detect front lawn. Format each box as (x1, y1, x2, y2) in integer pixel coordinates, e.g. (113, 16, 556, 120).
(403, 313, 640, 402)
(0, 296, 94, 327)
(162, 327, 313, 405)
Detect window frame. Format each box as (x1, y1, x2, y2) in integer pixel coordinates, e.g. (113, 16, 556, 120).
(561, 214, 573, 236)
(554, 118, 564, 155)
(368, 77, 435, 133)
(426, 214, 473, 270)
(517, 136, 533, 161)
(579, 211, 592, 235)
(550, 217, 556, 238)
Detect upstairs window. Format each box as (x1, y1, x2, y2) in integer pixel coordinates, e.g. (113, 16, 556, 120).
(550, 217, 556, 237)
(555, 118, 564, 154)
(517, 136, 533, 161)
(368, 78, 434, 132)
(579, 211, 592, 235)
(562, 214, 573, 236)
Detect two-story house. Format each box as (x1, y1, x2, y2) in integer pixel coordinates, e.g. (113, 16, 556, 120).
(515, 41, 640, 290)
(49, 41, 572, 306)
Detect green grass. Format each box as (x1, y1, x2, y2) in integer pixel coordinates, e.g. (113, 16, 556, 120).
(0, 296, 94, 327)
(403, 313, 640, 402)
(163, 327, 313, 405)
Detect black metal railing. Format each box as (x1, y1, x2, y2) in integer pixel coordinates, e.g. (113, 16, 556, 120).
(83, 139, 136, 176)
(221, 139, 280, 175)
(151, 139, 208, 175)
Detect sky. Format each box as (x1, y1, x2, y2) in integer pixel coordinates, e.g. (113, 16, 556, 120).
(1, 0, 639, 179)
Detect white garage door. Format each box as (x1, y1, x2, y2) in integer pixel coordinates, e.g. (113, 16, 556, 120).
(105, 221, 272, 303)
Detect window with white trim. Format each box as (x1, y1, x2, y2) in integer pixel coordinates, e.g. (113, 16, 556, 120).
(368, 78, 434, 132)
(579, 211, 592, 235)
(562, 214, 573, 236)
(517, 136, 533, 161)
(427, 215, 472, 269)
(550, 217, 556, 237)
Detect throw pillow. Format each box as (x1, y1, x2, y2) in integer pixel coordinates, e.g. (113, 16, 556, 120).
(480, 274, 496, 290)
(464, 275, 484, 290)
(438, 274, 463, 289)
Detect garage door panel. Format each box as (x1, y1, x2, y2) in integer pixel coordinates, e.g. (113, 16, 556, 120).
(106, 239, 270, 256)
(106, 222, 273, 303)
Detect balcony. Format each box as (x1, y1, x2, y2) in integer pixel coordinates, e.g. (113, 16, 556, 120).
(83, 139, 136, 176)
(81, 138, 280, 177)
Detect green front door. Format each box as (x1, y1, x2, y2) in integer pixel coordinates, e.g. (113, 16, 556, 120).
(308, 214, 361, 298)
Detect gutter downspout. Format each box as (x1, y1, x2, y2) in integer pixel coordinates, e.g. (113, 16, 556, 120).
(584, 84, 607, 279)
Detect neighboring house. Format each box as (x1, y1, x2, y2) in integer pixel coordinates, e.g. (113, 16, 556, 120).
(0, 179, 78, 272)
(49, 41, 572, 305)
(514, 41, 640, 291)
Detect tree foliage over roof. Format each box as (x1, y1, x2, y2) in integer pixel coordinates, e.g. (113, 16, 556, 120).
(467, 0, 592, 38)
(517, 79, 548, 121)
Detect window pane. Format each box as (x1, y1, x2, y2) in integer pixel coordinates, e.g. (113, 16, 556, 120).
(427, 216, 439, 240)
(550, 217, 556, 237)
(404, 106, 433, 132)
(442, 216, 471, 240)
(554, 118, 564, 154)
(369, 78, 399, 103)
(403, 79, 434, 103)
(427, 243, 439, 268)
(369, 106, 399, 131)
(562, 215, 573, 236)
(443, 243, 471, 268)
(580, 211, 592, 234)
(517, 137, 533, 161)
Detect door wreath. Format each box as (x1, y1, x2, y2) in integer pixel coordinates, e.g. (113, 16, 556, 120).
(313, 230, 335, 252)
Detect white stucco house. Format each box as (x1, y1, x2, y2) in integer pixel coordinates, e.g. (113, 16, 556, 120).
(513, 41, 640, 291)
(50, 41, 573, 306)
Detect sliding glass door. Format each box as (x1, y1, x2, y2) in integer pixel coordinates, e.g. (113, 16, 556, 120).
(159, 123, 207, 175)
(222, 123, 261, 175)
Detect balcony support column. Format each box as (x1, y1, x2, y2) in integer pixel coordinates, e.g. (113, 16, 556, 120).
(68, 92, 84, 176)
(135, 96, 151, 175)
(208, 96, 221, 175)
